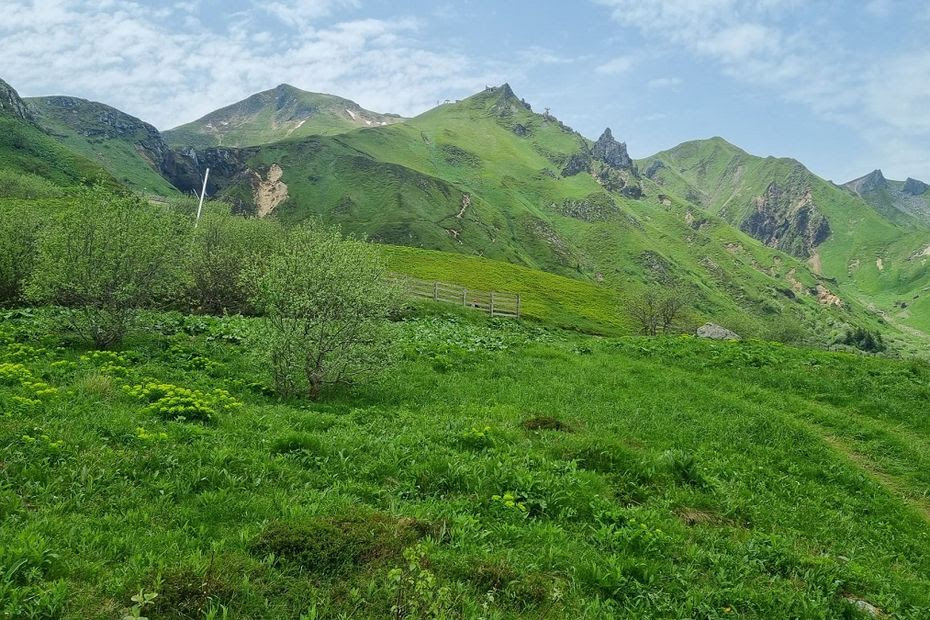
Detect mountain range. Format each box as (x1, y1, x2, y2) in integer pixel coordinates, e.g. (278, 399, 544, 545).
(2, 76, 929, 349)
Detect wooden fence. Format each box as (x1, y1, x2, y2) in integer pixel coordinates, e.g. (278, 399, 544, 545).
(401, 276, 521, 319)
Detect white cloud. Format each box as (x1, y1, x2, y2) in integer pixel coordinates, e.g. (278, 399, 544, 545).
(0, 0, 503, 129)
(594, 0, 930, 180)
(595, 55, 635, 75)
(647, 77, 681, 89)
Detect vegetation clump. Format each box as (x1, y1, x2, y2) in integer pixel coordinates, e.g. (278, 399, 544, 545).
(522, 415, 572, 432)
(840, 327, 886, 353)
(250, 512, 425, 576)
(242, 221, 399, 399)
(25, 184, 186, 348)
(124, 382, 240, 423)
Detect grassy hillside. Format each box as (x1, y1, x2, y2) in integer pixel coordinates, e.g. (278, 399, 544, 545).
(163, 84, 405, 148)
(381, 245, 627, 333)
(216, 86, 898, 348)
(0, 79, 114, 198)
(27, 96, 179, 196)
(0, 116, 112, 198)
(640, 138, 930, 336)
(2, 309, 930, 618)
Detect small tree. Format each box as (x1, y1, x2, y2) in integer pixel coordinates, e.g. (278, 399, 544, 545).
(189, 212, 280, 315)
(0, 202, 43, 307)
(26, 185, 187, 348)
(629, 287, 688, 336)
(242, 221, 398, 399)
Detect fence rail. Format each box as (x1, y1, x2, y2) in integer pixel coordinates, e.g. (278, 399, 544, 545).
(399, 276, 521, 319)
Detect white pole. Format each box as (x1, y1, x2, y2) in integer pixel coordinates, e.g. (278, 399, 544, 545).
(194, 167, 210, 228)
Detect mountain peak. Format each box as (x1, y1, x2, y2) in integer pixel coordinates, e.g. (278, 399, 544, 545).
(903, 177, 929, 196)
(164, 85, 405, 148)
(593, 127, 634, 170)
(845, 169, 888, 195)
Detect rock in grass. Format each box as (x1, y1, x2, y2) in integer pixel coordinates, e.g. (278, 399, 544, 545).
(696, 323, 741, 341)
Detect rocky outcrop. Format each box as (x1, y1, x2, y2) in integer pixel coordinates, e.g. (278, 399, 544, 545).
(741, 176, 830, 258)
(844, 170, 930, 222)
(561, 153, 590, 177)
(592, 128, 634, 171)
(551, 192, 617, 222)
(0, 78, 32, 121)
(644, 160, 665, 179)
(903, 177, 929, 196)
(162, 146, 256, 195)
(29, 95, 176, 179)
(560, 128, 642, 197)
(697, 323, 741, 340)
(845, 169, 888, 195)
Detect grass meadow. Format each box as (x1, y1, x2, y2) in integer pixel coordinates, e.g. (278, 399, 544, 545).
(2, 305, 929, 618)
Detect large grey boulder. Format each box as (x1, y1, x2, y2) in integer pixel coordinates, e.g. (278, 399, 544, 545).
(696, 323, 741, 341)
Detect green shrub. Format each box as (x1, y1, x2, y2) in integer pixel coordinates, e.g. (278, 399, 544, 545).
(839, 327, 886, 353)
(26, 185, 189, 348)
(189, 213, 280, 315)
(0, 202, 43, 307)
(241, 221, 400, 399)
(0, 169, 61, 200)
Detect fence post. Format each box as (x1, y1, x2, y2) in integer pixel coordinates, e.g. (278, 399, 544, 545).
(490, 291, 495, 317)
(462, 287, 467, 307)
(516, 294, 521, 319)
(433, 281, 439, 302)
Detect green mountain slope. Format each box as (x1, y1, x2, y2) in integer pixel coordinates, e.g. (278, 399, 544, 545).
(163, 84, 405, 148)
(640, 138, 930, 336)
(0, 79, 111, 197)
(193, 85, 897, 347)
(26, 96, 180, 195)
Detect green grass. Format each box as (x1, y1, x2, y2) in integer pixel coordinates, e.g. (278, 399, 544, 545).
(0, 116, 111, 193)
(2, 308, 930, 618)
(380, 245, 627, 333)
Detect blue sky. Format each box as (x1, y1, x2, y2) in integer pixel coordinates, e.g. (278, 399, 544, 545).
(2, 0, 929, 182)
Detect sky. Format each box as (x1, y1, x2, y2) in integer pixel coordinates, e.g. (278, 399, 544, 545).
(1, 0, 929, 183)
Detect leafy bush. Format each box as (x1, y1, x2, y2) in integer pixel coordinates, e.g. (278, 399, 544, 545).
(839, 327, 886, 353)
(26, 185, 189, 348)
(0, 202, 43, 307)
(0, 169, 62, 200)
(189, 213, 280, 315)
(242, 221, 399, 399)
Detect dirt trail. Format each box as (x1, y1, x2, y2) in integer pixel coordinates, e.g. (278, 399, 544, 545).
(820, 432, 930, 524)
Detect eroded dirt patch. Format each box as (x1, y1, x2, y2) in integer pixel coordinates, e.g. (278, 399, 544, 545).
(253, 163, 288, 217)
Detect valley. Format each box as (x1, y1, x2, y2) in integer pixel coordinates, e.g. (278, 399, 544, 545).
(2, 66, 930, 618)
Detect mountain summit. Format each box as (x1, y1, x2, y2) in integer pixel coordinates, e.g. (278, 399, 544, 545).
(845, 169, 888, 196)
(163, 84, 405, 148)
(844, 169, 930, 222)
(592, 128, 634, 170)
